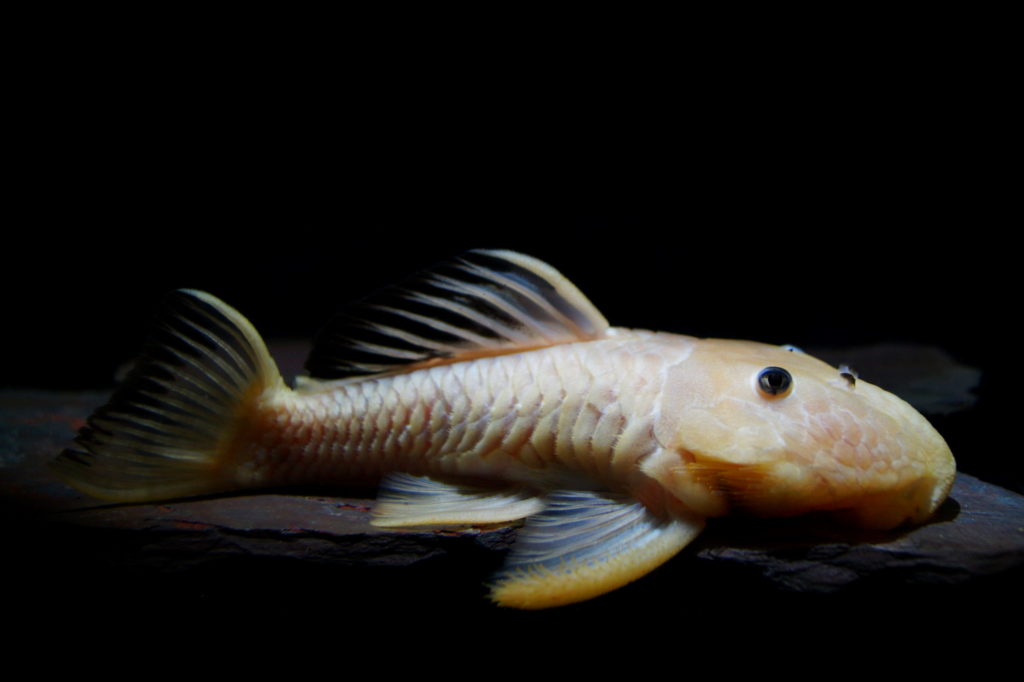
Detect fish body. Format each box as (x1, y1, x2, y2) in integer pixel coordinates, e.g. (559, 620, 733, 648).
(53, 250, 956, 608)
(247, 331, 678, 494)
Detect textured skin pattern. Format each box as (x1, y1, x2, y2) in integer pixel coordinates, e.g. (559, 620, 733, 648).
(645, 337, 955, 528)
(232, 329, 954, 531)
(237, 330, 693, 497)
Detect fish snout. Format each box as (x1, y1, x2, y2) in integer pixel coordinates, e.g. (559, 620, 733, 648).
(649, 427, 956, 530)
(775, 382, 958, 530)
(830, 434, 956, 530)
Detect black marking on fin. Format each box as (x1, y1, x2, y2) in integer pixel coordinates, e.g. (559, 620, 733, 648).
(51, 290, 281, 502)
(305, 250, 609, 380)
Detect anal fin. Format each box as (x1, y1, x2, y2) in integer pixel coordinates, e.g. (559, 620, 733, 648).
(489, 490, 705, 609)
(371, 473, 545, 528)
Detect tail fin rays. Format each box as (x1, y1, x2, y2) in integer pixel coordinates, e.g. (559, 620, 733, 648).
(51, 290, 283, 502)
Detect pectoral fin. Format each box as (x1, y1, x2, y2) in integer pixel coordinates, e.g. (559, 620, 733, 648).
(371, 473, 545, 528)
(490, 490, 705, 609)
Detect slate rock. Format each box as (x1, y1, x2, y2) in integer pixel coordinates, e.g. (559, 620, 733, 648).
(2, 387, 1022, 615)
(690, 473, 1024, 592)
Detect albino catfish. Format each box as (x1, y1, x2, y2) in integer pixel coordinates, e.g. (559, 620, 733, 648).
(53, 250, 956, 608)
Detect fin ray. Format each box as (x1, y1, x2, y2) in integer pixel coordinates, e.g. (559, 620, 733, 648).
(490, 490, 704, 609)
(371, 473, 545, 528)
(456, 262, 581, 338)
(305, 250, 609, 380)
(51, 290, 283, 502)
(423, 272, 556, 341)
(373, 303, 500, 348)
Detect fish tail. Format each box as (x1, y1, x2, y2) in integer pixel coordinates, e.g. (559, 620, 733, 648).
(51, 290, 285, 502)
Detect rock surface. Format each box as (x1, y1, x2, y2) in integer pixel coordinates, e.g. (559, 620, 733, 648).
(2, 387, 1022, 621)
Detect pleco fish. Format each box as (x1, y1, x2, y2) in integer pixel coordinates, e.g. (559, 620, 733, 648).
(52, 250, 956, 609)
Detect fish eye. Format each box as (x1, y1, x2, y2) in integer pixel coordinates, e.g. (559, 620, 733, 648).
(757, 366, 792, 398)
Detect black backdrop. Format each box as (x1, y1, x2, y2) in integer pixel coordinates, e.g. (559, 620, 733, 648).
(2, 23, 1018, 661)
(7, 176, 999, 390)
(6, 138, 1012, 485)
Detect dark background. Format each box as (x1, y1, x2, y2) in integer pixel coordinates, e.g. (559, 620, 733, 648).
(2, 16, 1017, 660)
(6, 85, 1013, 490)
(7, 25, 1009, 395)
(6, 126, 1004, 393)
(6, 18, 1008, 401)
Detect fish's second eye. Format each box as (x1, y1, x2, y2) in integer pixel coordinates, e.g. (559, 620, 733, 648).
(757, 366, 792, 398)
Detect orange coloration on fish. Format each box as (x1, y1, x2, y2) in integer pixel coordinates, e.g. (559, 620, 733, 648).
(52, 250, 956, 609)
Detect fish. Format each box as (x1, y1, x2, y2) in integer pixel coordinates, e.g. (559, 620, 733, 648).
(52, 249, 956, 609)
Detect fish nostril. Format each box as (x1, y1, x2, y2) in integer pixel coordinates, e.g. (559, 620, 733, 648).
(838, 365, 858, 387)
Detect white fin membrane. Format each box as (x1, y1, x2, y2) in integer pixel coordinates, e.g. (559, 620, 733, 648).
(490, 490, 705, 609)
(371, 473, 545, 527)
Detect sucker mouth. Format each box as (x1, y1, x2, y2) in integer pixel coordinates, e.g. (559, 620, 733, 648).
(811, 471, 950, 530)
(682, 451, 926, 525)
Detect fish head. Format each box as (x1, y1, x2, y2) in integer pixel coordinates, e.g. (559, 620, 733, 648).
(647, 339, 956, 530)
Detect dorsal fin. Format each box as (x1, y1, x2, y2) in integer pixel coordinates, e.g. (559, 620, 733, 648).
(304, 250, 609, 380)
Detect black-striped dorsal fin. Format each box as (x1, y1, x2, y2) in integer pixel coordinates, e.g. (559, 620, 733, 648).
(304, 249, 610, 381)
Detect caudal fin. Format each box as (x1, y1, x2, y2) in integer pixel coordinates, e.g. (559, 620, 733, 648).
(51, 290, 284, 502)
